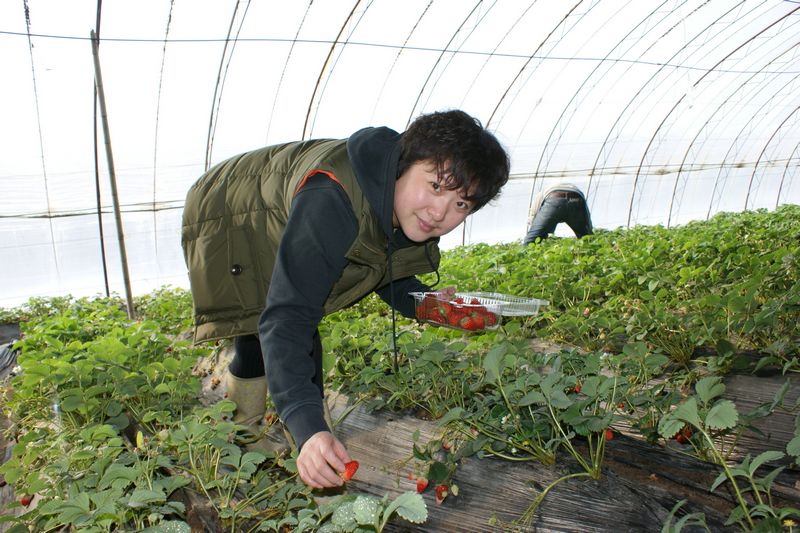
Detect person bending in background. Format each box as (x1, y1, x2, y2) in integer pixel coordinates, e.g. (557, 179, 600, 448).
(181, 110, 510, 489)
(523, 182, 593, 244)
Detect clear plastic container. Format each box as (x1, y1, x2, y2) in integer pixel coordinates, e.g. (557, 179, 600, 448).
(456, 292, 549, 317)
(409, 292, 503, 332)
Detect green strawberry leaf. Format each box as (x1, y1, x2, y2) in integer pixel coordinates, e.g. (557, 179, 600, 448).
(331, 501, 357, 531)
(383, 492, 428, 526)
(705, 400, 738, 430)
(787, 435, 800, 459)
(673, 397, 702, 427)
(426, 461, 449, 484)
(127, 488, 165, 508)
(710, 470, 729, 492)
(352, 495, 380, 527)
(749, 450, 784, 476)
(695, 376, 725, 405)
(518, 390, 545, 406)
(437, 407, 464, 426)
(549, 389, 572, 409)
(657, 414, 683, 440)
(483, 344, 507, 383)
(139, 521, 191, 533)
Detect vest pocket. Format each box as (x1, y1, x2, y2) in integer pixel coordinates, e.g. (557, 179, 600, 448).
(186, 225, 264, 315)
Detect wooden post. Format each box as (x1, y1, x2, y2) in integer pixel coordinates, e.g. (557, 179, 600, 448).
(90, 30, 135, 320)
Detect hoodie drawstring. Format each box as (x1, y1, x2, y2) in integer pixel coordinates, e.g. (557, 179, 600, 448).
(387, 241, 441, 374)
(387, 243, 400, 373)
(424, 243, 441, 289)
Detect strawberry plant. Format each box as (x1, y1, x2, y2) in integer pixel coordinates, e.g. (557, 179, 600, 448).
(405, 429, 460, 505)
(315, 491, 427, 532)
(657, 377, 800, 530)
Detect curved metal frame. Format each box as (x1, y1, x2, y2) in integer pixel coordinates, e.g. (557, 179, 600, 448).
(745, 105, 800, 210)
(777, 141, 800, 209)
(205, 0, 253, 170)
(404, 1, 485, 127)
(534, 0, 675, 208)
(585, 1, 748, 221)
(302, 0, 364, 139)
(633, 6, 799, 225)
(670, 42, 800, 226)
(265, 0, 315, 142)
(486, 0, 586, 129)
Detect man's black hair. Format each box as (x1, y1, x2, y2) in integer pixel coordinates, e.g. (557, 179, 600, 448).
(398, 109, 510, 212)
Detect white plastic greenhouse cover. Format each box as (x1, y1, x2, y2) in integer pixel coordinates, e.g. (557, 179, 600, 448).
(1, 0, 799, 308)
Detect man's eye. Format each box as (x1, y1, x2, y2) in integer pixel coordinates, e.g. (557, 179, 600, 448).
(431, 181, 441, 191)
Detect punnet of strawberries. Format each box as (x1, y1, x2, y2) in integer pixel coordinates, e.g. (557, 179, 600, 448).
(412, 292, 501, 332)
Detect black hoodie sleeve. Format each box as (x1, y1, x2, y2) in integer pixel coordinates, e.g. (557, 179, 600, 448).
(258, 173, 358, 450)
(375, 277, 430, 318)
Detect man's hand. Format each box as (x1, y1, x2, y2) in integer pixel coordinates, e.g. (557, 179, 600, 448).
(296, 431, 352, 489)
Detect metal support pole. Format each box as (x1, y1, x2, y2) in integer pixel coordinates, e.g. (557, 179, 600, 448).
(90, 30, 135, 320)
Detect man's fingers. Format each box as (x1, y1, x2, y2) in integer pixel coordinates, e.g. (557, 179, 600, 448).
(298, 458, 341, 488)
(296, 431, 349, 488)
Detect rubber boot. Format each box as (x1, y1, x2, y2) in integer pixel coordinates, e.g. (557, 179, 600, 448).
(226, 373, 290, 457)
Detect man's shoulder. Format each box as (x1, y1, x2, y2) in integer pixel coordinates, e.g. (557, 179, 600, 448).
(548, 182, 582, 194)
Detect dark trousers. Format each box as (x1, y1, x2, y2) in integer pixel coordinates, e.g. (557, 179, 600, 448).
(230, 332, 324, 397)
(524, 195, 593, 244)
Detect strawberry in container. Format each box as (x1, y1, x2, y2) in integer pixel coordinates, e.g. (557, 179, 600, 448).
(410, 292, 502, 332)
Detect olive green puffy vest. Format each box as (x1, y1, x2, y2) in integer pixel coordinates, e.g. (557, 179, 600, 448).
(181, 139, 440, 344)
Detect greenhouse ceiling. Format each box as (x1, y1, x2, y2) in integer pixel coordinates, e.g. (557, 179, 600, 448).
(1, 0, 799, 306)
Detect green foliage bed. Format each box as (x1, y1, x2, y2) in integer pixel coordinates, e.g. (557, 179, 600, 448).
(0, 205, 798, 532)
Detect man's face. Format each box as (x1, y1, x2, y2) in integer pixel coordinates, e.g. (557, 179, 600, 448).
(393, 160, 473, 242)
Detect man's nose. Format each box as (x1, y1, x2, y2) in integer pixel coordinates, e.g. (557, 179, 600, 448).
(429, 197, 448, 221)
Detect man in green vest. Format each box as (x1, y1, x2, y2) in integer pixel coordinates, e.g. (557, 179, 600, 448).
(182, 109, 510, 489)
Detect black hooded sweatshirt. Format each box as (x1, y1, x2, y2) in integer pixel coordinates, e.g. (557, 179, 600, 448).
(258, 126, 433, 449)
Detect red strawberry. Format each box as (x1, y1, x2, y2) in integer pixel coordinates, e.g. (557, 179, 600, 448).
(416, 477, 429, 493)
(573, 381, 582, 394)
(470, 314, 485, 329)
(440, 302, 454, 316)
(675, 425, 692, 444)
(605, 429, 613, 440)
(458, 316, 475, 330)
(429, 313, 446, 325)
(583, 307, 591, 317)
(459, 315, 485, 331)
(448, 309, 467, 327)
(341, 460, 359, 481)
(19, 494, 33, 506)
(435, 484, 448, 504)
